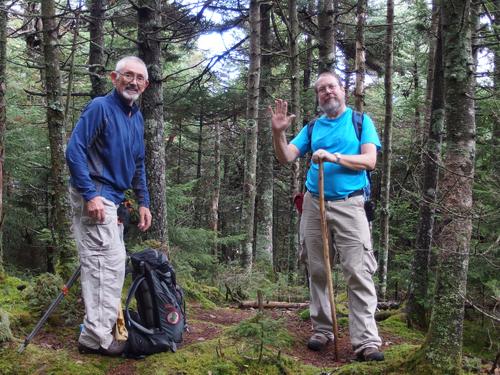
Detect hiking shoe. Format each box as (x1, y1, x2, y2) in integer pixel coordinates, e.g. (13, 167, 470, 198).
(100, 340, 126, 356)
(78, 343, 101, 355)
(78, 340, 125, 357)
(307, 333, 331, 351)
(356, 347, 384, 362)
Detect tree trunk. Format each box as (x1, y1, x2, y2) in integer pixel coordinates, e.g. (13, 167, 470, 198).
(354, 0, 366, 111)
(413, 45, 422, 144)
(493, 0, 500, 177)
(41, 0, 73, 275)
(407, 8, 444, 331)
(196, 105, 203, 179)
(210, 120, 221, 257)
(138, 0, 168, 248)
(303, 0, 314, 90)
(194, 104, 204, 225)
(88, 0, 107, 98)
(241, 0, 261, 270)
(378, 0, 393, 301)
(255, 3, 273, 262)
(317, 0, 335, 73)
(0, 1, 6, 275)
(176, 120, 182, 184)
(422, 2, 439, 142)
(409, 1, 476, 373)
(287, 0, 301, 274)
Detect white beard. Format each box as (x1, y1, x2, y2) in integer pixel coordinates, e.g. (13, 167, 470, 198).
(319, 98, 341, 117)
(121, 90, 140, 102)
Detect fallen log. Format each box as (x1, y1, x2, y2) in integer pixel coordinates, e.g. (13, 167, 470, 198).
(239, 301, 309, 309)
(377, 301, 401, 310)
(239, 300, 401, 310)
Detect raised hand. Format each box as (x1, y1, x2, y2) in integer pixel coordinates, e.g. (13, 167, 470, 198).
(268, 99, 296, 132)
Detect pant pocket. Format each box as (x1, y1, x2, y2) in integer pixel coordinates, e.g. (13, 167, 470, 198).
(363, 243, 378, 275)
(81, 216, 114, 250)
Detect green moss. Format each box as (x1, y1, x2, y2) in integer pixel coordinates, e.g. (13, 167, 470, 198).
(182, 279, 224, 309)
(337, 317, 349, 328)
(0, 308, 13, 343)
(0, 343, 120, 375)
(404, 346, 462, 375)
(379, 313, 425, 342)
(0, 275, 28, 315)
(135, 338, 321, 375)
(298, 308, 310, 320)
(332, 344, 419, 375)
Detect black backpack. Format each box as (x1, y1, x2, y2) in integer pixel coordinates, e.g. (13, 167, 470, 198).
(124, 248, 186, 358)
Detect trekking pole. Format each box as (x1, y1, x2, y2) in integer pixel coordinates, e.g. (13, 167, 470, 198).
(318, 160, 339, 360)
(18, 265, 81, 353)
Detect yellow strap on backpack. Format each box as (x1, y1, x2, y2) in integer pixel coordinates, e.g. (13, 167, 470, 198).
(114, 303, 128, 341)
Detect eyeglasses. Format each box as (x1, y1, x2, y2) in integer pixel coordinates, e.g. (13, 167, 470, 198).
(116, 71, 147, 85)
(317, 84, 340, 94)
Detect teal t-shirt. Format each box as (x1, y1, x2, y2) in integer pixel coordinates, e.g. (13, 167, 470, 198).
(291, 107, 381, 200)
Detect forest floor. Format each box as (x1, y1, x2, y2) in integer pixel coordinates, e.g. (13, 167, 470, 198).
(2, 301, 497, 375)
(1, 272, 498, 375)
(3, 303, 408, 375)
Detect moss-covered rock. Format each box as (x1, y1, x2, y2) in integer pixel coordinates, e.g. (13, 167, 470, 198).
(182, 279, 225, 309)
(0, 308, 13, 344)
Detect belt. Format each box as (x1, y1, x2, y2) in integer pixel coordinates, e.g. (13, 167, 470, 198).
(310, 189, 364, 201)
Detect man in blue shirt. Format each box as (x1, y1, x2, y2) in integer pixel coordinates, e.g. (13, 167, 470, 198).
(66, 56, 152, 356)
(269, 71, 384, 361)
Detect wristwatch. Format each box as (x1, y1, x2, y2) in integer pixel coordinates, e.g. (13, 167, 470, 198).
(334, 152, 341, 164)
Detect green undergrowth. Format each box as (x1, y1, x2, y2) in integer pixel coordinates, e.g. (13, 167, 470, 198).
(462, 317, 499, 360)
(143, 312, 321, 374)
(135, 336, 320, 375)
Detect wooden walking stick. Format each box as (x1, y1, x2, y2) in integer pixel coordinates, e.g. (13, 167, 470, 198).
(318, 160, 339, 360)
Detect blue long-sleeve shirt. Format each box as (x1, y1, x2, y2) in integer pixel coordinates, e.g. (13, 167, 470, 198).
(66, 89, 150, 208)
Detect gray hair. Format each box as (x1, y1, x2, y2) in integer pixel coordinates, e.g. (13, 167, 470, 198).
(115, 56, 148, 79)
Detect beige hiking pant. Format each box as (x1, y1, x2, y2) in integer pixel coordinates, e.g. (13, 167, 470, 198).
(300, 191, 382, 353)
(70, 187, 126, 350)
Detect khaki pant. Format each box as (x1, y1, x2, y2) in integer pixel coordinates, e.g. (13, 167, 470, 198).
(300, 192, 382, 353)
(70, 188, 126, 350)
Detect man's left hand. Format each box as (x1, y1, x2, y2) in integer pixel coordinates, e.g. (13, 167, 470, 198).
(138, 206, 152, 231)
(312, 149, 335, 164)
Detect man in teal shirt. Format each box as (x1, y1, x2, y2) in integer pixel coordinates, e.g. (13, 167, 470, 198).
(269, 71, 384, 361)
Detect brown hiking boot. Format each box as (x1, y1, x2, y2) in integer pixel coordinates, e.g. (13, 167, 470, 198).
(307, 332, 331, 351)
(356, 347, 384, 362)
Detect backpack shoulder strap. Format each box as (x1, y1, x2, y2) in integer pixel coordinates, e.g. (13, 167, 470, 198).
(307, 119, 316, 151)
(125, 276, 156, 335)
(352, 110, 364, 141)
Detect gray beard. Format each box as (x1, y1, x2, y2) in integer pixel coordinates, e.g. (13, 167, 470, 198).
(319, 99, 341, 117)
